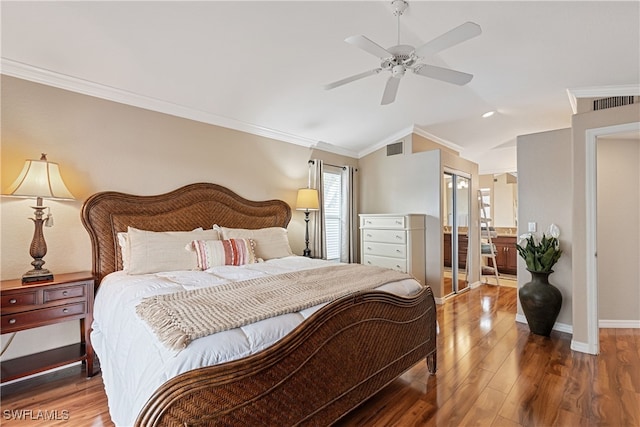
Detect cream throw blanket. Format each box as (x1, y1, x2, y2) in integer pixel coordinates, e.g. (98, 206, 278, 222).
(136, 264, 413, 351)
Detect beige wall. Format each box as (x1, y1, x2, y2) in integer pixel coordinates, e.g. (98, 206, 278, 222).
(517, 128, 574, 326)
(359, 137, 479, 300)
(517, 103, 640, 348)
(571, 103, 640, 346)
(596, 138, 640, 322)
(0, 76, 356, 359)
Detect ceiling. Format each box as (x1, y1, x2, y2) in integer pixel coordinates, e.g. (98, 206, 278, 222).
(2, 1, 639, 173)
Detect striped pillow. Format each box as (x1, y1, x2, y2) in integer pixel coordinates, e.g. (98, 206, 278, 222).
(189, 238, 257, 269)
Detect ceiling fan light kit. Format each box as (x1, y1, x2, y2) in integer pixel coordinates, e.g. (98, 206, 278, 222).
(325, 0, 481, 105)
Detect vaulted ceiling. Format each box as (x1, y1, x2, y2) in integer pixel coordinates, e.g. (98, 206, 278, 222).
(2, 1, 639, 173)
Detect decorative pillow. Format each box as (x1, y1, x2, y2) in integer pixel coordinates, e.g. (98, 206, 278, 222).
(219, 226, 293, 260)
(188, 238, 257, 269)
(117, 231, 130, 270)
(126, 227, 220, 274)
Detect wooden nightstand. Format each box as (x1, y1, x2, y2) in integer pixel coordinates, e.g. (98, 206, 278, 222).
(0, 272, 97, 382)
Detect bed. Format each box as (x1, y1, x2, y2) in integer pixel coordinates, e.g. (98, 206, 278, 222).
(81, 182, 437, 426)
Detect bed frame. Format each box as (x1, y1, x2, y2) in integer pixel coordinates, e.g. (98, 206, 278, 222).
(81, 182, 437, 426)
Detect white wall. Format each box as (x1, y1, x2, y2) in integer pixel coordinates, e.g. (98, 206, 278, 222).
(359, 139, 479, 300)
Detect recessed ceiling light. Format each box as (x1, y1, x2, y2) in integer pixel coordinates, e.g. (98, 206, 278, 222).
(482, 111, 495, 118)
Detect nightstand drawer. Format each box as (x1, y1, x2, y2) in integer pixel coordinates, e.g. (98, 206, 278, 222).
(362, 229, 406, 244)
(44, 284, 86, 303)
(1, 291, 37, 311)
(1, 302, 87, 332)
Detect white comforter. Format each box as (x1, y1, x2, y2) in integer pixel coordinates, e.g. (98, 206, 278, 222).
(92, 256, 422, 426)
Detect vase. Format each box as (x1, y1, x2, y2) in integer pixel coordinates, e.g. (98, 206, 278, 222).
(518, 269, 562, 336)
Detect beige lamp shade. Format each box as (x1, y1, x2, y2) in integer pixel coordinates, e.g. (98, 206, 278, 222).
(296, 188, 319, 211)
(5, 154, 75, 200)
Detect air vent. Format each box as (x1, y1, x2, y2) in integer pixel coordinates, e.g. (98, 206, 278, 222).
(386, 140, 404, 156)
(593, 96, 636, 111)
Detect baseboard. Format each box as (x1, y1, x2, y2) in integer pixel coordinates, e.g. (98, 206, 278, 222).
(598, 319, 640, 328)
(515, 313, 573, 334)
(469, 281, 483, 289)
(570, 340, 596, 354)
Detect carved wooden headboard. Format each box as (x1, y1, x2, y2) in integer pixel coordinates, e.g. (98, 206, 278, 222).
(81, 183, 291, 284)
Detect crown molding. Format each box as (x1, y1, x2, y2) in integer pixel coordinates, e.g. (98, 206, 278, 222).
(0, 58, 354, 153)
(566, 84, 640, 114)
(358, 124, 463, 158)
(411, 125, 464, 153)
(358, 125, 415, 158)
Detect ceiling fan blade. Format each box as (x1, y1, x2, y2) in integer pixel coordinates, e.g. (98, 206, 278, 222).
(345, 35, 393, 59)
(324, 68, 382, 90)
(414, 64, 473, 85)
(381, 76, 401, 105)
(414, 21, 482, 57)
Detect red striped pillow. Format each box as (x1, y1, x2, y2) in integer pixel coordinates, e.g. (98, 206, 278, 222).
(189, 238, 257, 269)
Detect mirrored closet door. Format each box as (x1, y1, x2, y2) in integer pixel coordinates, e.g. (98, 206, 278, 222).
(443, 171, 471, 296)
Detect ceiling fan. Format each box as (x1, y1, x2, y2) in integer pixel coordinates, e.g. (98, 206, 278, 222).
(324, 0, 481, 105)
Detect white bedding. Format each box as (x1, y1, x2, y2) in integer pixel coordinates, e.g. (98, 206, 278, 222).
(92, 256, 422, 426)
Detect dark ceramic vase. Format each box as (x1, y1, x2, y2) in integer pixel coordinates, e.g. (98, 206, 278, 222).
(519, 270, 562, 336)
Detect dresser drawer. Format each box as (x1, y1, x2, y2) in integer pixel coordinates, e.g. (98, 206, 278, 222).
(363, 255, 407, 273)
(1, 302, 87, 332)
(361, 216, 405, 229)
(1, 291, 38, 311)
(362, 242, 407, 259)
(43, 283, 86, 303)
(362, 229, 406, 244)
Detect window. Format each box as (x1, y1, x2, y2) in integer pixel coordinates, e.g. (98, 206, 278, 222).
(323, 166, 342, 261)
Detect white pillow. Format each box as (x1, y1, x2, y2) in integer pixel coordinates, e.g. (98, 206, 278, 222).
(219, 226, 293, 260)
(126, 227, 220, 274)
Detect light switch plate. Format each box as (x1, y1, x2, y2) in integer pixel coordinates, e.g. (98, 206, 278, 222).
(528, 222, 537, 232)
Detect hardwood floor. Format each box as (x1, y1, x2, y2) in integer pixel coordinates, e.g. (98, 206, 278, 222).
(1, 285, 638, 426)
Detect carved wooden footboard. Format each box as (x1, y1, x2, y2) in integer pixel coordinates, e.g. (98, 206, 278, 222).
(81, 183, 437, 426)
(136, 288, 437, 427)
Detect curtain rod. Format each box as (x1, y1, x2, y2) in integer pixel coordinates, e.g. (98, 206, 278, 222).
(308, 159, 358, 171)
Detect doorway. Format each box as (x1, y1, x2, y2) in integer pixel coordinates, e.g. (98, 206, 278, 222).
(443, 170, 471, 296)
(584, 121, 640, 354)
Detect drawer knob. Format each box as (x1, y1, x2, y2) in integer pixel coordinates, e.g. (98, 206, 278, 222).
(63, 308, 69, 313)
(396, 249, 402, 253)
(396, 265, 402, 269)
(367, 234, 372, 237)
(395, 235, 402, 239)
(8, 318, 16, 324)
(62, 291, 68, 296)
(395, 220, 402, 224)
(9, 298, 17, 304)
(367, 261, 372, 264)
(367, 246, 372, 250)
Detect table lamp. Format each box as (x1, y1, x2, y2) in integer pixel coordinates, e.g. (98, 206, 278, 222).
(4, 154, 75, 283)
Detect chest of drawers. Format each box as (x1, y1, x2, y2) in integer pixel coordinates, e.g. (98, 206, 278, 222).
(360, 214, 426, 285)
(0, 272, 97, 382)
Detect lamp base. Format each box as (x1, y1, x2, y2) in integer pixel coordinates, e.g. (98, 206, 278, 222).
(22, 269, 54, 284)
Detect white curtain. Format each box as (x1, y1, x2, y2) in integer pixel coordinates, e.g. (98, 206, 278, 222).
(311, 159, 326, 259)
(340, 165, 359, 263)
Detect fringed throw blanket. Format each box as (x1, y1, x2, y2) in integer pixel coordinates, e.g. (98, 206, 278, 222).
(136, 264, 413, 351)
